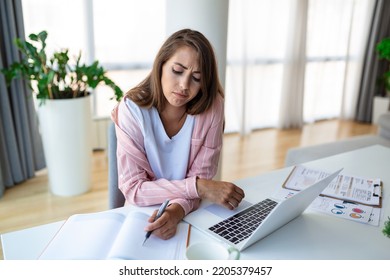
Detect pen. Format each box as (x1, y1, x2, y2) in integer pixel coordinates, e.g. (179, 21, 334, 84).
(142, 199, 170, 246)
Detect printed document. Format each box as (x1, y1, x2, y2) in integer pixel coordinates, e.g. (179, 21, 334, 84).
(283, 165, 382, 206)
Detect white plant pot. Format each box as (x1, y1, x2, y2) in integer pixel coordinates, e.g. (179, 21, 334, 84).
(38, 95, 92, 196)
(372, 96, 390, 124)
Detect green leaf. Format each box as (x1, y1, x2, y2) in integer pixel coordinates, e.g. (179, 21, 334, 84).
(383, 217, 390, 238)
(376, 38, 390, 60)
(28, 33, 39, 42)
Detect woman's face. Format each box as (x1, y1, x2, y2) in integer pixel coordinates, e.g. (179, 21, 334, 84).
(161, 46, 201, 111)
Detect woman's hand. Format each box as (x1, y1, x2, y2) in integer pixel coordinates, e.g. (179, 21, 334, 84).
(196, 178, 245, 210)
(144, 203, 185, 240)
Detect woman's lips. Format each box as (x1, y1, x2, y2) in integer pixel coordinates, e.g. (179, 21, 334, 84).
(173, 91, 187, 98)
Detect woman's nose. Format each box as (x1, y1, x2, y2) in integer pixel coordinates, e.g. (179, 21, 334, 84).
(180, 75, 190, 90)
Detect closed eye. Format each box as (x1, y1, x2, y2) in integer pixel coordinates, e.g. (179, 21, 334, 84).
(172, 68, 183, 75)
(172, 65, 201, 82)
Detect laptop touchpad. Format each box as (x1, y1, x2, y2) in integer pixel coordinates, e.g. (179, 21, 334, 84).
(205, 200, 252, 219)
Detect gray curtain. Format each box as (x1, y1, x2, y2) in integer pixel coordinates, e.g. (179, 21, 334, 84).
(356, 0, 390, 122)
(0, 0, 46, 197)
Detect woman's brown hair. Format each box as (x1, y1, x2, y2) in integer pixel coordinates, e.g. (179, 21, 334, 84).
(126, 29, 224, 115)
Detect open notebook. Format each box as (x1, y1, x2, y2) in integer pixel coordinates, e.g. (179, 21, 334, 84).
(38, 210, 189, 260)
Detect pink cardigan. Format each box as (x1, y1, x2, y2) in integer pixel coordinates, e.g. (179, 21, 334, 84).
(111, 94, 224, 215)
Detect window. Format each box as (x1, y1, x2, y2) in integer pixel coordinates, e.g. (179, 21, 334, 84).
(224, 0, 373, 132)
(22, 0, 165, 118)
(21, 0, 374, 132)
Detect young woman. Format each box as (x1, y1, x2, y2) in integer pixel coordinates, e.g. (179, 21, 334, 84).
(111, 29, 244, 240)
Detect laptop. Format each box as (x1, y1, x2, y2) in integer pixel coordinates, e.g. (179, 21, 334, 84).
(184, 168, 342, 251)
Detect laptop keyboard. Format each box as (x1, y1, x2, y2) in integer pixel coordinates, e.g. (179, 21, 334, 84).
(208, 198, 278, 244)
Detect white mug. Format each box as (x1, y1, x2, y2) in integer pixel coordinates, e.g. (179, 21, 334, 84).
(185, 242, 240, 260)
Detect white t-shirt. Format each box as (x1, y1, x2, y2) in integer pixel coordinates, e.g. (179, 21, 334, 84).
(125, 99, 194, 180)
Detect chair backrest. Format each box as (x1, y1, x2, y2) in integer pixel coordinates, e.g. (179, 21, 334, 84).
(378, 112, 390, 140)
(107, 122, 125, 209)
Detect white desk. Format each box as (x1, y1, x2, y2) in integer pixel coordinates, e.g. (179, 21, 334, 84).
(2, 145, 390, 259)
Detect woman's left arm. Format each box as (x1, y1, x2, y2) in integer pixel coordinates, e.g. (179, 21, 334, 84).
(187, 95, 245, 210)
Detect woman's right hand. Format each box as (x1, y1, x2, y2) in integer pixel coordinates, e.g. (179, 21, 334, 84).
(144, 203, 185, 240)
(196, 178, 245, 210)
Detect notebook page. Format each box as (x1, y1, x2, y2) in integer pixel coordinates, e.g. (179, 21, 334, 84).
(39, 212, 125, 259)
(107, 211, 189, 260)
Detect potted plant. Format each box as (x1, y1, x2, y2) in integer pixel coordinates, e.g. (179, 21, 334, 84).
(2, 30, 123, 196)
(373, 37, 390, 123)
